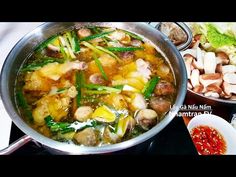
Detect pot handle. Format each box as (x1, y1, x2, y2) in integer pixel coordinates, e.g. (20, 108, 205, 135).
(0, 135, 32, 155)
(148, 22, 193, 51)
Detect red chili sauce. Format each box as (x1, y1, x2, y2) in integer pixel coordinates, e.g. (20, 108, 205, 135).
(190, 125, 227, 155)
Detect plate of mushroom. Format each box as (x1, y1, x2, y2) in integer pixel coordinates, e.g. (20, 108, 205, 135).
(181, 22, 236, 105)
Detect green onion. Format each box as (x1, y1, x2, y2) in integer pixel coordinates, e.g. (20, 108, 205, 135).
(71, 31, 80, 53)
(44, 115, 98, 134)
(84, 84, 122, 92)
(34, 35, 58, 52)
(80, 41, 103, 55)
(84, 90, 121, 94)
(75, 71, 84, 107)
(95, 46, 120, 60)
(124, 31, 143, 41)
(105, 47, 144, 52)
(93, 54, 108, 81)
(142, 76, 160, 99)
(21, 57, 65, 72)
(59, 36, 70, 58)
(63, 34, 76, 59)
(80, 30, 114, 41)
(16, 90, 33, 122)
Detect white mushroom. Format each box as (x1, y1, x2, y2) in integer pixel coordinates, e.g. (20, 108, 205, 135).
(216, 51, 230, 65)
(187, 81, 193, 89)
(192, 47, 204, 70)
(204, 91, 220, 98)
(222, 81, 236, 96)
(206, 83, 222, 94)
(135, 109, 158, 130)
(203, 52, 217, 74)
(190, 69, 200, 87)
(199, 73, 223, 88)
(74, 106, 93, 122)
(183, 54, 194, 79)
(193, 84, 204, 93)
(77, 28, 92, 38)
(223, 73, 236, 84)
(180, 49, 197, 58)
(216, 64, 222, 73)
(222, 65, 236, 74)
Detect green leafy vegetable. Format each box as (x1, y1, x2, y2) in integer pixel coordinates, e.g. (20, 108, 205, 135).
(206, 24, 236, 48)
(142, 76, 160, 99)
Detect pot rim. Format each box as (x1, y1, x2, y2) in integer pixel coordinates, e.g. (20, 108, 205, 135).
(0, 22, 187, 154)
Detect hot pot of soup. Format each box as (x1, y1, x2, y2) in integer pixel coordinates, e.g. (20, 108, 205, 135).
(0, 22, 190, 154)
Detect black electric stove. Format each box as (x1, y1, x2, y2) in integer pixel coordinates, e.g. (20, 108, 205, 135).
(9, 116, 198, 155)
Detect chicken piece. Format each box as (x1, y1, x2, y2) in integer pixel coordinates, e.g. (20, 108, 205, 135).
(32, 95, 70, 125)
(130, 39, 142, 47)
(130, 93, 147, 111)
(135, 109, 158, 130)
(136, 58, 151, 81)
(149, 96, 171, 115)
(74, 106, 93, 122)
(77, 28, 92, 38)
(88, 54, 117, 76)
(38, 61, 87, 81)
(119, 51, 134, 61)
(154, 80, 175, 96)
(89, 73, 107, 85)
(102, 93, 127, 110)
(24, 71, 54, 92)
(74, 128, 100, 146)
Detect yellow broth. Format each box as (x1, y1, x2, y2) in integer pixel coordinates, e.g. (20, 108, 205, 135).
(15, 26, 176, 146)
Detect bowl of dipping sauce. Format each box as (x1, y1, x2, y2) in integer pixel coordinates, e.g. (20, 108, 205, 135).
(187, 114, 236, 155)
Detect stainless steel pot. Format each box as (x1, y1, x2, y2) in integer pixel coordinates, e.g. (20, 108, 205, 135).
(0, 22, 190, 155)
